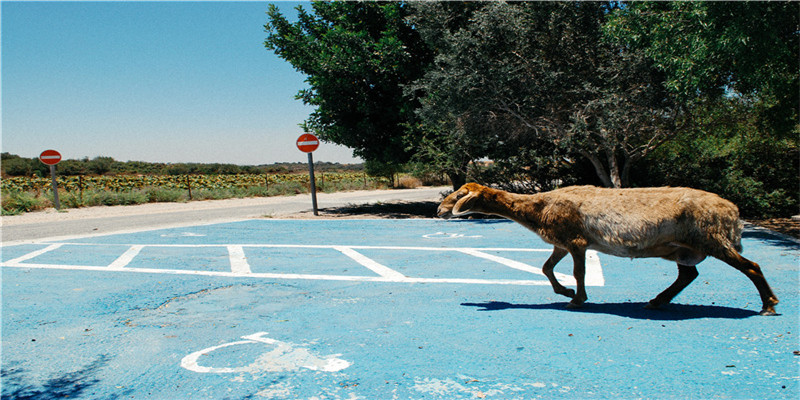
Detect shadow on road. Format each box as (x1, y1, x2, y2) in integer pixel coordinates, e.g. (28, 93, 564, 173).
(461, 300, 760, 320)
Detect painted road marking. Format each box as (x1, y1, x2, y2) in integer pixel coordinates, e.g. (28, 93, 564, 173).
(334, 246, 407, 280)
(107, 245, 144, 269)
(227, 245, 251, 274)
(1, 242, 603, 286)
(180, 332, 350, 374)
(3, 243, 64, 264)
(422, 232, 483, 239)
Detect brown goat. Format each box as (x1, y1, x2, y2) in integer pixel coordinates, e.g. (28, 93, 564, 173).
(437, 183, 779, 315)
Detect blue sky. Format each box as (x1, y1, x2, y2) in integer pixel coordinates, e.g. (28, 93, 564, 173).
(1, 1, 361, 165)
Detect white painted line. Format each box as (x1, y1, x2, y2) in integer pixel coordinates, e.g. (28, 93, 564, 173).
(458, 248, 576, 285)
(0, 262, 558, 286)
(107, 245, 144, 269)
(7, 242, 555, 252)
(228, 245, 251, 274)
(585, 250, 605, 286)
(3, 243, 64, 265)
(334, 246, 405, 279)
(0, 242, 604, 287)
(181, 332, 349, 374)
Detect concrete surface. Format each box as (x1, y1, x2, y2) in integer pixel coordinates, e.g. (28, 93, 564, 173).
(1, 219, 798, 399)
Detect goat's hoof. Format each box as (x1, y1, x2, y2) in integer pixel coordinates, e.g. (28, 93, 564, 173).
(759, 308, 778, 316)
(566, 300, 584, 309)
(644, 300, 662, 310)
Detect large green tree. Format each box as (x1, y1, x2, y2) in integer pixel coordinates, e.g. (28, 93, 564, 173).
(411, 2, 678, 188)
(606, 1, 799, 216)
(264, 1, 432, 165)
(605, 1, 798, 133)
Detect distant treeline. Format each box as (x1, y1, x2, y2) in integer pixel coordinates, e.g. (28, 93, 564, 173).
(0, 153, 364, 177)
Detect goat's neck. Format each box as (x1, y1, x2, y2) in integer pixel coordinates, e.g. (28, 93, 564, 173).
(479, 189, 544, 225)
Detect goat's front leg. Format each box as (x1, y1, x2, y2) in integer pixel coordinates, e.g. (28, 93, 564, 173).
(566, 248, 587, 308)
(541, 247, 574, 298)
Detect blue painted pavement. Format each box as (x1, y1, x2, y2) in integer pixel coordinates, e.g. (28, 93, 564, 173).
(1, 219, 798, 399)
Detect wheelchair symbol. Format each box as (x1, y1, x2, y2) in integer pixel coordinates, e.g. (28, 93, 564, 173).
(180, 332, 350, 374)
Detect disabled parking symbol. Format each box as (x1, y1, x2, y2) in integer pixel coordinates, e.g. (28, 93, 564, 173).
(180, 332, 350, 374)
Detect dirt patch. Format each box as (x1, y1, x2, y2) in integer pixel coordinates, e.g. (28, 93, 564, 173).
(746, 218, 800, 240)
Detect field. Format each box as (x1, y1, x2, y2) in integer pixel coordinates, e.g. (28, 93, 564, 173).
(1, 173, 390, 215)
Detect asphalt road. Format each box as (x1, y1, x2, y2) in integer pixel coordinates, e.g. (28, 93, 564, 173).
(2, 219, 797, 399)
(1, 187, 449, 243)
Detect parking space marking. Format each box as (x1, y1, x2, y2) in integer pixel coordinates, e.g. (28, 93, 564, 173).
(334, 246, 407, 279)
(107, 245, 144, 270)
(227, 245, 251, 274)
(1, 242, 604, 286)
(4, 243, 64, 264)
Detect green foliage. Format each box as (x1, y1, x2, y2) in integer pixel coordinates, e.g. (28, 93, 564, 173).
(1, 153, 364, 177)
(1, 190, 47, 215)
(408, 1, 676, 189)
(264, 1, 433, 165)
(634, 99, 799, 218)
(1, 172, 389, 215)
(604, 1, 799, 134)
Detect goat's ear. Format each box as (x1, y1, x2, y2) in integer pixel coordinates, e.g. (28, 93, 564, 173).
(452, 191, 479, 216)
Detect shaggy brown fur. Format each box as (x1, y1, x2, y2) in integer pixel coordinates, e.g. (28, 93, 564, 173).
(438, 183, 779, 315)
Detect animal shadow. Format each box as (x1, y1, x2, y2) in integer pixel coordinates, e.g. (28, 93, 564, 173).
(461, 301, 760, 320)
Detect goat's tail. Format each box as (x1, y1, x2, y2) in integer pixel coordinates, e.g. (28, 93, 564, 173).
(733, 220, 744, 253)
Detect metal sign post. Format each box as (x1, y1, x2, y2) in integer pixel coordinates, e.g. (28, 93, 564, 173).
(296, 134, 321, 216)
(39, 149, 62, 210)
(307, 152, 319, 216)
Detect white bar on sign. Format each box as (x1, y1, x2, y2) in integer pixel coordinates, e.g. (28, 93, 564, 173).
(297, 141, 319, 146)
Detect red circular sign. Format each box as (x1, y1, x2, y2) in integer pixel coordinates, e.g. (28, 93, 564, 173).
(296, 133, 320, 153)
(39, 149, 62, 165)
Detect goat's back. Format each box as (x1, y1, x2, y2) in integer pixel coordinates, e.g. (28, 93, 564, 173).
(540, 186, 743, 255)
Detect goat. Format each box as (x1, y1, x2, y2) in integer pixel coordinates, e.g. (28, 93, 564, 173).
(437, 183, 779, 315)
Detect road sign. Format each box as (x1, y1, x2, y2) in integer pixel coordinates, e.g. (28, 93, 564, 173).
(39, 149, 62, 165)
(296, 134, 320, 153)
(39, 150, 62, 209)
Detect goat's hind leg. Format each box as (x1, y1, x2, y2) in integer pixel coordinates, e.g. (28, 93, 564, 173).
(715, 247, 779, 316)
(646, 264, 699, 310)
(541, 247, 574, 299)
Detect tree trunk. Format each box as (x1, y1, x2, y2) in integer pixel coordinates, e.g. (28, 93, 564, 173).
(448, 171, 467, 190)
(581, 151, 615, 188)
(607, 150, 622, 188)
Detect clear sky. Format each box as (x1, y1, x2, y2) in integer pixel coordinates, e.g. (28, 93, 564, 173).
(1, 0, 362, 165)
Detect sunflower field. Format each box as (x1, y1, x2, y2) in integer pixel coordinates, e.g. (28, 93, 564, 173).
(1, 173, 389, 215)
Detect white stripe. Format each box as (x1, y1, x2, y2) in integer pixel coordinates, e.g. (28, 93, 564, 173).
(40, 155, 61, 160)
(107, 245, 144, 269)
(4, 243, 64, 265)
(297, 141, 319, 146)
(0, 261, 560, 285)
(27, 242, 553, 252)
(334, 246, 405, 279)
(227, 245, 251, 274)
(458, 248, 576, 285)
(585, 250, 605, 286)
(0, 243, 604, 287)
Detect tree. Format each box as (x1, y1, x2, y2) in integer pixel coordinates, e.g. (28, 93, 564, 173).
(604, 1, 799, 136)
(411, 2, 676, 188)
(606, 1, 799, 216)
(264, 1, 432, 165)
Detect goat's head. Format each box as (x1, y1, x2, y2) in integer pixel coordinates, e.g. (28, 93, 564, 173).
(437, 183, 487, 218)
